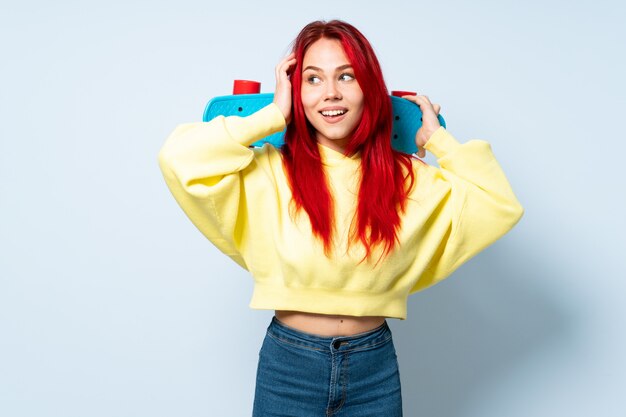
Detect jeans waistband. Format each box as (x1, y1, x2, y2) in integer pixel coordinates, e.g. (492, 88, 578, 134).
(267, 316, 392, 353)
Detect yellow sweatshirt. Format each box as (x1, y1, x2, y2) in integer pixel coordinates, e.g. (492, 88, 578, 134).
(158, 103, 523, 319)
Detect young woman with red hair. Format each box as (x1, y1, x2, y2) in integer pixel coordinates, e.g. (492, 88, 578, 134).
(159, 20, 523, 416)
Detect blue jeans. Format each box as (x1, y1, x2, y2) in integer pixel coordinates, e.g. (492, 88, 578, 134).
(253, 316, 403, 416)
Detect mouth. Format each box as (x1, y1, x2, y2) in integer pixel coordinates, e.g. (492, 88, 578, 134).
(319, 109, 348, 123)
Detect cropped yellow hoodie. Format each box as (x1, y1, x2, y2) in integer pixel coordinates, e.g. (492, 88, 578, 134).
(158, 103, 523, 319)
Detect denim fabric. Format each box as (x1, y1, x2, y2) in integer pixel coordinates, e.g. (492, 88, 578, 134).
(253, 316, 402, 417)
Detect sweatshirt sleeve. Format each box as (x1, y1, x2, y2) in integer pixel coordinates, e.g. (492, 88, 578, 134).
(410, 126, 524, 292)
(157, 103, 286, 269)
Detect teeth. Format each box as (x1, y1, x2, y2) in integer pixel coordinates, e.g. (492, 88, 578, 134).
(321, 110, 346, 116)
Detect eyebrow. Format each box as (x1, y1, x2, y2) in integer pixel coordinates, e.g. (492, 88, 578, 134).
(302, 64, 353, 72)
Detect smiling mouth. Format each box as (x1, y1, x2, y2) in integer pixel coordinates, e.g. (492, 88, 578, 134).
(320, 109, 348, 118)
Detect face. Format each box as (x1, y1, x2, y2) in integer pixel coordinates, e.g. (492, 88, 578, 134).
(300, 38, 364, 153)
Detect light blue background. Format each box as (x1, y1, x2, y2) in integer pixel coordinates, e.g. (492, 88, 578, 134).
(1, 0, 625, 416)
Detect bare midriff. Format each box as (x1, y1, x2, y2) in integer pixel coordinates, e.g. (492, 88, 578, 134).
(274, 310, 386, 337)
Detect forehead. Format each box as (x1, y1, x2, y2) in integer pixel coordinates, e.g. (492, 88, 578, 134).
(302, 38, 350, 68)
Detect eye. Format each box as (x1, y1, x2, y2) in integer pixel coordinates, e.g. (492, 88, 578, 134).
(307, 75, 321, 84)
(339, 73, 355, 82)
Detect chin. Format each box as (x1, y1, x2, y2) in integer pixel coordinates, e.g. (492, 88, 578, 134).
(322, 130, 351, 141)
(312, 121, 359, 143)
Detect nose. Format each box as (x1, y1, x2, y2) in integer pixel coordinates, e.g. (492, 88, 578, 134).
(324, 80, 342, 100)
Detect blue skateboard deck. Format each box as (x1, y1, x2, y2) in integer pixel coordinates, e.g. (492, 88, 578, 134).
(203, 93, 446, 154)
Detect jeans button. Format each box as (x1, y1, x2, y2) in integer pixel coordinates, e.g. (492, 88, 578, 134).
(333, 340, 341, 349)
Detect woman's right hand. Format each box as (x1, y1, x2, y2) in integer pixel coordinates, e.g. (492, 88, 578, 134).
(273, 52, 297, 124)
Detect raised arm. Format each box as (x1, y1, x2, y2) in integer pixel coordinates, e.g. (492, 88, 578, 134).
(158, 104, 286, 268)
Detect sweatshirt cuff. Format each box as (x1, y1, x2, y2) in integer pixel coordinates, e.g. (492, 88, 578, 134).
(224, 103, 287, 147)
(423, 126, 461, 158)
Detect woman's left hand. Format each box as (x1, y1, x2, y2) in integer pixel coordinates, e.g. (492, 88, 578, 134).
(402, 95, 442, 158)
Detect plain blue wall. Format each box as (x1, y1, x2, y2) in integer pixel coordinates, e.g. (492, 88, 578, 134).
(1, 0, 625, 416)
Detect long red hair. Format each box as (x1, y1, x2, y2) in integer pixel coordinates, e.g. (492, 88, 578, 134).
(281, 20, 416, 262)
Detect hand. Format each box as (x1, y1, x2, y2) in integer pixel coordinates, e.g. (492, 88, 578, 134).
(401, 95, 442, 158)
(273, 52, 297, 124)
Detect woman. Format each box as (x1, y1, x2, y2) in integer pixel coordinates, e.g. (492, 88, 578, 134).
(158, 20, 523, 417)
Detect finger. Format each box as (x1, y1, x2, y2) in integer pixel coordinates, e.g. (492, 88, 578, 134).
(402, 94, 431, 104)
(278, 57, 297, 79)
(282, 58, 297, 72)
(281, 53, 296, 67)
(403, 95, 439, 116)
(276, 53, 296, 72)
(401, 95, 424, 107)
(279, 52, 295, 63)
